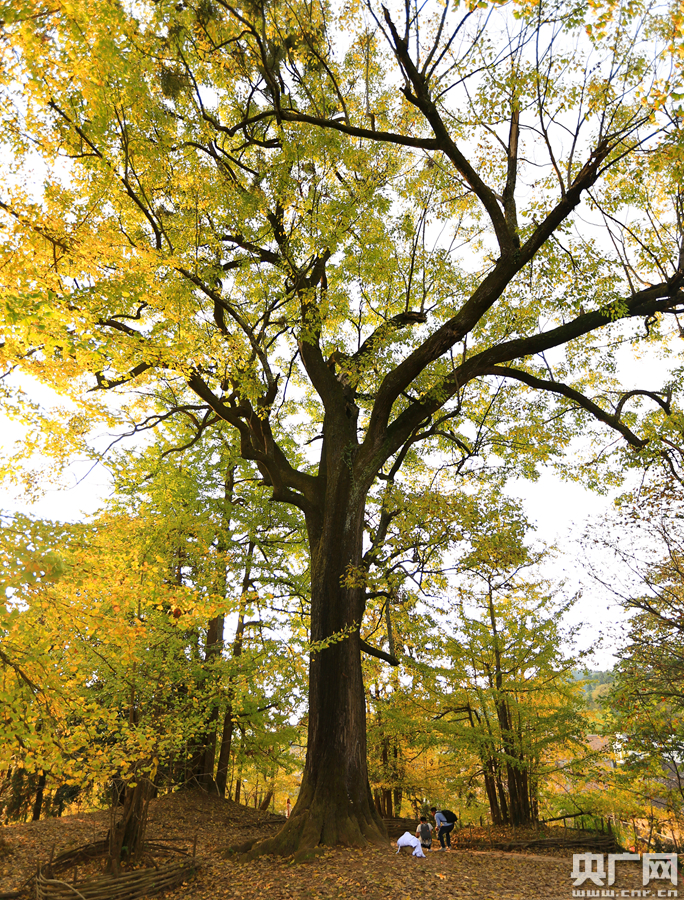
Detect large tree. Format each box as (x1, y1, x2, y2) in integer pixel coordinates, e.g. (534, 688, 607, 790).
(1, 0, 683, 854)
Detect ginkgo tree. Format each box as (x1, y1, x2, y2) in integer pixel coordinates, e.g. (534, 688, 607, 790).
(0, 509, 220, 864)
(584, 481, 684, 825)
(442, 501, 586, 826)
(101, 414, 310, 797)
(1, 0, 684, 855)
(362, 491, 588, 827)
(0, 426, 307, 858)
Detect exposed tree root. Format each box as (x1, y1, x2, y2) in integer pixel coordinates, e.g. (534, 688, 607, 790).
(241, 792, 387, 860)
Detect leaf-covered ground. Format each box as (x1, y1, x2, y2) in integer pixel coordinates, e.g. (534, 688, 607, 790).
(0, 792, 666, 899)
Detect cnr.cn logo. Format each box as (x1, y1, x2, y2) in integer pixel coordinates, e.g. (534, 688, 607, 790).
(571, 853, 678, 898)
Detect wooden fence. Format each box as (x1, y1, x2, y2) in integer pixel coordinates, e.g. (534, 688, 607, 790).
(35, 859, 197, 900)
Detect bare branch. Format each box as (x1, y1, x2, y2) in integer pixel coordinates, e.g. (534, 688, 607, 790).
(360, 637, 399, 666)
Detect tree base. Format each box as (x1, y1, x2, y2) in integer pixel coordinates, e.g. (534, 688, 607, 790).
(239, 800, 388, 860)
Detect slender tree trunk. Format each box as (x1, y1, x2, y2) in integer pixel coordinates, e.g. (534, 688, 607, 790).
(215, 708, 234, 798)
(487, 588, 533, 827)
(474, 702, 510, 825)
(393, 786, 402, 818)
(496, 770, 510, 824)
(193, 612, 224, 790)
(215, 544, 253, 797)
(259, 789, 273, 811)
(192, 466, 234, 789)
(392, 743, 403, 816)
(483, 763, 503, 826)
(31, 772, 46, 822)
(380, 738, 393, 817)
(497, 702, 532, 825)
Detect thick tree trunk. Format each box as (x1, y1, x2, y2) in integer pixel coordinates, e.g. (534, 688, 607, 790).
(245, 466, 386, 857)
(107, 778, 154, 874)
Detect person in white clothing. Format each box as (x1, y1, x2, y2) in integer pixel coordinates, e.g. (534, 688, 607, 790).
(396, 831, 426, 858)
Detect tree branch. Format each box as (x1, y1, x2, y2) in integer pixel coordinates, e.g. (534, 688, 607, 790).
(381, 6, 513, 254)
(480, 366, 647, 448)
(279, 109, 439, 150)
(186, 372, 317, 515)
(379, 280, 681, 465)
(360, 637, 399, 666)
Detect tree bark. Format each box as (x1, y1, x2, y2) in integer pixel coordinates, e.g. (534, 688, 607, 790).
(380, 738, 393, 817)
(245, 454, 386, 856)
(393, 785, 402, 818)
(107, 778, 154, 873)
(191, 466, 234, 790)
(485, 586, 535, 826)
(483, 763, 503, 826)
(190, 612, 224, 791)
(215, 708, 234, 799)
(259, 789, 273, 811)
(215, 544, 252, 797)
(468, 705, 505, 826)
(31, 772, 46, 822)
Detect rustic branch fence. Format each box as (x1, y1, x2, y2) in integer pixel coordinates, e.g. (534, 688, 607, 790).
(30, 832, 199, 900)
(35, 859, 197, 900)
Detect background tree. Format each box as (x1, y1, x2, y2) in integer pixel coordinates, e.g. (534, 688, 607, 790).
(447, 521, 586, 826)
(587, 485, 684, 827)
(102, 417, 309, 796)
(0, 440, 306, 862)
(381, 495, 588, 826)
(1, 0, 683, 854)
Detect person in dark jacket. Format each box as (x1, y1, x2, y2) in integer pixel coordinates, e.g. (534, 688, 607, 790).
(430, 806, 456, 850)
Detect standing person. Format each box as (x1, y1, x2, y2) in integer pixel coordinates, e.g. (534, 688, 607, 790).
(415, 815, 433, 851)
(431, 806, 456, 850)
(286, 797, 291, 818)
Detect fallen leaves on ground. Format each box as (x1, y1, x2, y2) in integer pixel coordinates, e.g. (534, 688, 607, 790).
(0, 792, 658, 900)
